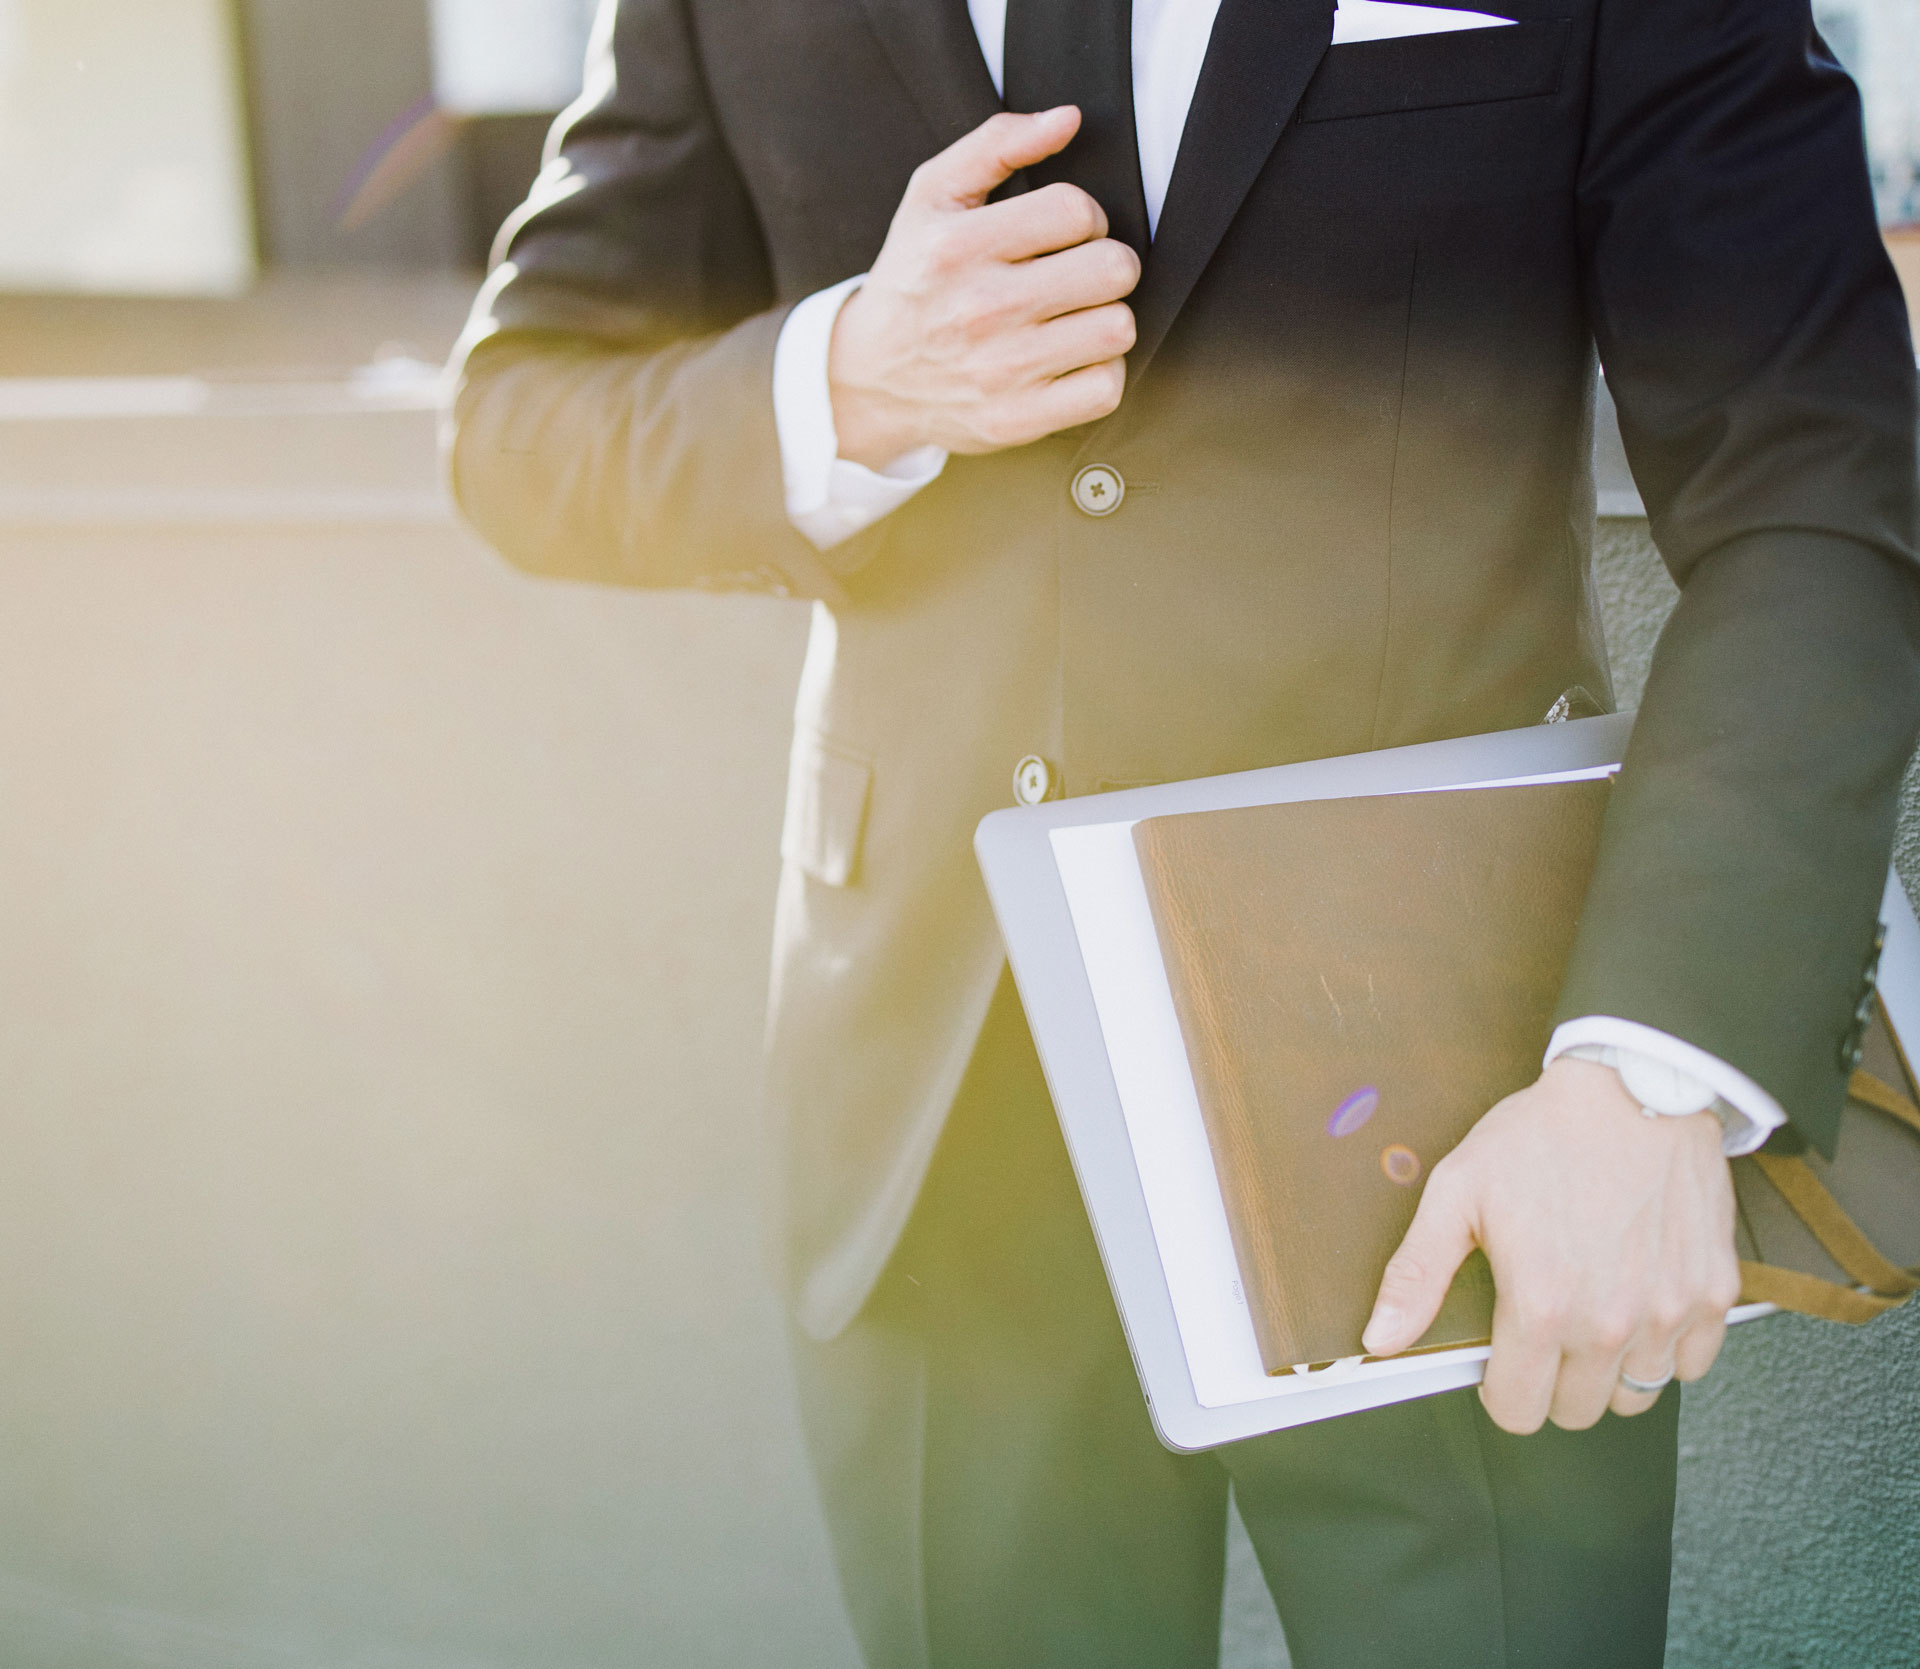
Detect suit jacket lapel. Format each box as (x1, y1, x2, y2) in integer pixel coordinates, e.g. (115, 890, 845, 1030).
(1128, 0, 1336, 384)
(854, 0, 1004, 149)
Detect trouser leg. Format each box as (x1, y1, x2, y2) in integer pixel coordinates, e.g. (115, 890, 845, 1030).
(789, 1286, 932, 1669)
(1468, 1386, 1679, 1667)
(1225, 1376, 1679, 1669)
(788, 977, 1229, 1669)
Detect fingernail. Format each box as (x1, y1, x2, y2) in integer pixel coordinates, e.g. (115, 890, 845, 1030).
(1362, 1307, 1399, 1354)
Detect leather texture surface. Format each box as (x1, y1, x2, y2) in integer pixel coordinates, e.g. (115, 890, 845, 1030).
(1134, 780, 1611, 1373)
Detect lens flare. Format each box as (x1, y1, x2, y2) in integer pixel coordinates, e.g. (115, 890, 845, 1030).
(335, 96, 463, 232)
(1326, 1086, 1379, 1138)
(1379, 1144, 1421, 1186)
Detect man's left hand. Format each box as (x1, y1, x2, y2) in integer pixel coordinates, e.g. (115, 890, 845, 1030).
(1360, 1057, 1743, 1434)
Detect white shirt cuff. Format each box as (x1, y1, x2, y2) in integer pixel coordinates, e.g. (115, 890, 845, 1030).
(773, 275, 947, 552)
(1546, 1017, 1788, 1157)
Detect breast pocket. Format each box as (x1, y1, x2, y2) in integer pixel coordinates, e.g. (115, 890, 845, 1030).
(780, 729, 873, 888)
(1298, 18, 1571, 124)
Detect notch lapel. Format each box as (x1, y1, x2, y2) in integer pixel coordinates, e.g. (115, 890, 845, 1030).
(1128, 0, 1336, 384)
(854, 0, 1004, 150)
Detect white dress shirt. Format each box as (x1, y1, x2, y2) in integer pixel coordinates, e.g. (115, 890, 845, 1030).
(769, 0, 1786, 1154)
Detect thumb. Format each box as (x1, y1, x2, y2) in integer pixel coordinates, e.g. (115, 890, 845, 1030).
(1362, 1175, 1477, 1357)
(918, 106, 1081, 209)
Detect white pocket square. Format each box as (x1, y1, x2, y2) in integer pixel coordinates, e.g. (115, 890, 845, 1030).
(1331, 1, 1516, 44)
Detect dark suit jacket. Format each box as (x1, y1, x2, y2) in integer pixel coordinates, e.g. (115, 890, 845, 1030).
(449, 0, 1920, 1335)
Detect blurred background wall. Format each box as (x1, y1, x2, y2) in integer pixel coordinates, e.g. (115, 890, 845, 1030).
(236, 0, 591, 273)
(0, 0, 253, 293)
(0, 4, 1914, 1667)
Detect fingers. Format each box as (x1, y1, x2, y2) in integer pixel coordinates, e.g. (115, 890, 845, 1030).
(1600, 1201, 1739, 1422)
(1024, 302, 1137, 380)
(1554, 1251, 1738, 1428)
(1413, 1064, 1744, 1438)
(1362, 1164, 1477, 1357)
(936, 237, 1135, 358)
(859, 108, 1127, 457)
(1603, 1321, 1686, 1423)
(969, 358, 1127, 452)
(1551, 1310, 1650, 1431)
(970, 181, 1113, 261)
(1605, 1288, 1731, 1420)
(1518, 1280, 1734, 1431)
(1023, 236, 1142, 317)
(1672, 1302, 1730, 1382)
(914, 107, 1082, 211)
(1479, 1289, 1567, 1435)
(935, 307, 1129, 452)
(1547, 1262, 1726, 1429)
(1605, 1353, 1676, 1421)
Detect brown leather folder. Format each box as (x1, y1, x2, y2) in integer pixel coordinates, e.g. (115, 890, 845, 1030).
(1133, 778, 1920, 1377)
(1133, 780, 1613, 1375)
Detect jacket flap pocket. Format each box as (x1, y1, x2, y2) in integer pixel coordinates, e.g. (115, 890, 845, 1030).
(781, 731, 872, 888)
(1299, 18, 1569, 123)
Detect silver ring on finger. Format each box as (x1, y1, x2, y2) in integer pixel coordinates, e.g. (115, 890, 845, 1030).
(1618, 1367, 1675, 1396)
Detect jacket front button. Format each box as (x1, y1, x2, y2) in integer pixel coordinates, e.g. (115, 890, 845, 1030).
(1071, 464, 1125, 517)
(1013, 755, 1054, 806)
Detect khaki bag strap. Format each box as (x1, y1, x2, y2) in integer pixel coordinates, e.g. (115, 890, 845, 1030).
(1744, 998, 1920, 1323)
(1750, 1151, 1918, 1298)
(1737, 1260, 1907, 1324)
(1848, 1067, 1920, 1136)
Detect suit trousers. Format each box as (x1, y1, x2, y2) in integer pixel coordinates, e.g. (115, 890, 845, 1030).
(788, 978, 1680, 1669)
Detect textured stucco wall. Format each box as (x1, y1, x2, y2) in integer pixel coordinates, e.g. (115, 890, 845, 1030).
(1592, 520, 1920, 1669)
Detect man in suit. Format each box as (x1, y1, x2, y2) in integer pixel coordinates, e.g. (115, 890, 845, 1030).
(447, 0, 1920, 1662)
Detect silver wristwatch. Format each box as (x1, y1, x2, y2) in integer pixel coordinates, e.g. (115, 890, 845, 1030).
(1561, 1042, 1740, 1146)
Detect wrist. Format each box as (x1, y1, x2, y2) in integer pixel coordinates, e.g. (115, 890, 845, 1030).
(1545, 1019, 1785, 1156)
(827, 290, 928, 470)
(1557, 1042, 1738, 1146)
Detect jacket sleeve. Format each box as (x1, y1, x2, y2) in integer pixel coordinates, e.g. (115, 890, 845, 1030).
(444, 0, 859, 602)
(1554, 0, 1920, 1152)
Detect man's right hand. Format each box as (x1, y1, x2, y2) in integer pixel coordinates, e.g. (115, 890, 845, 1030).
(828, 107, 1142, 470)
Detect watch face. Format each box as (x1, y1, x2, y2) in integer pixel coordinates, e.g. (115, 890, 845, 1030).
(1617, 1050, 1717, 1118)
